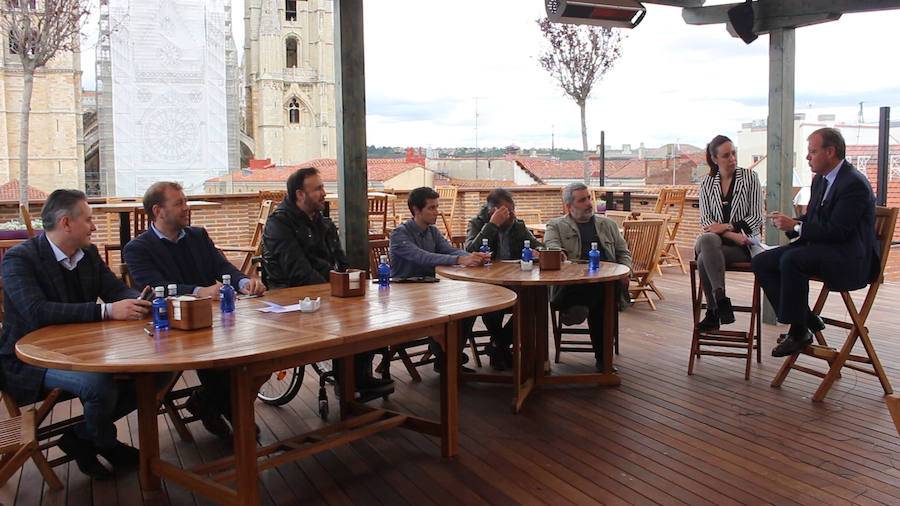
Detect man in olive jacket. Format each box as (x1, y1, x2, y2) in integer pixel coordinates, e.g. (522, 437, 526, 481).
(463, 188, 542, 369)
(544, 182, 632, 371)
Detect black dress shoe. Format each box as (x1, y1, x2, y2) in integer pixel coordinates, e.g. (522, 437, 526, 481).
(487, 344, 506, 371)
(357, 375, 394, 391)
(808, 312, 825, 333)
(696, 310, 720, 331)
(185, 391, 232, 439)
(717, 297, 735, 325)
(58, 430, 113, 480)
(772, 330, 813, 357)
(96, 441, 139, 468)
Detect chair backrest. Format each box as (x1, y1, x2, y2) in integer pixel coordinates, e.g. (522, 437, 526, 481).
(119, 264, 136, 289)
(450, 235, 466, 250)
(654, 187, 687, 222)
(250, 200, 275, 251)
(622, 219, 666, 275)
(19, 206, 35, 238)
(437, 186, 458, 236)
(367, 195, 389, 238)
(258, 190, 287, 203)
(604, 211, 633, 228)
(516, 209, 544, 226)
(369, 239, 390, 277)
(873, 206, 899, 283)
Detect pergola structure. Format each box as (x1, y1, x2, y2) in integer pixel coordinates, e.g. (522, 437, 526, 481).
(331, 0, 900, 269)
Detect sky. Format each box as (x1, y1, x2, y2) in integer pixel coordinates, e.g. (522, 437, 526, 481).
(80, 0, 900, 151)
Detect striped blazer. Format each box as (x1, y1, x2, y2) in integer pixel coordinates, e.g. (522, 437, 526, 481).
(698, 167, 765, 243)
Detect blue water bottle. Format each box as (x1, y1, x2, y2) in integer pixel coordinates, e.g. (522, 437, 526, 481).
(377, 254, 390, 287)
(152, 286, 169, 329)
(521, 240, 533, 262)
(220, 274, 235, 314)
(480, 238, 492, 265)
(588, 242, 601, 271)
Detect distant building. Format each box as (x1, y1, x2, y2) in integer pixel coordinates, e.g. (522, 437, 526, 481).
(243, 0, 336, 165)
(96, 0, 239, 196)
(0, 28, 84, 194)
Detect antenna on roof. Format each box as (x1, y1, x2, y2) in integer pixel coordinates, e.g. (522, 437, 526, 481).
(858, 101, 865, 124)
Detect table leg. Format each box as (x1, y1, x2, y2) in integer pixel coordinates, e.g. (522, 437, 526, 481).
(605, 191, 615, 211)
(136, 374, 160, 491)
(512, 286, 536, 413)
(603, 281, 616, 374)
(623, 191, 632, 212)
(532, 286, 550, 381)
(440, 321, 459, 457)
(231, 366, 261, 506)
(118, 211, 132, 247)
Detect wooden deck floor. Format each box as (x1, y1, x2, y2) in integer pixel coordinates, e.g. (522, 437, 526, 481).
(4, 270, 900, 505)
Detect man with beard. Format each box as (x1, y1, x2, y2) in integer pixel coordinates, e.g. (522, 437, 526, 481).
(262, 167, 393, 394)
(544, 182, 631, 371)
(124, 182, 266, 439)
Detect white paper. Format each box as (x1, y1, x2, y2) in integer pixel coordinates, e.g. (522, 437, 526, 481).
(747, 236, 778, 251)
(256, 301, 303, 313)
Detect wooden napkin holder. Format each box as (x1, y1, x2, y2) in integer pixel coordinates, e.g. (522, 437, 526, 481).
(330, 269, 367, 297)
(167, 296, 213, 330)
(539, 249, 562, 270)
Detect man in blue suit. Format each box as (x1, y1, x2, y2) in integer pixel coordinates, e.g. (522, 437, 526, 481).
(0, 190, 155, 479)
(752, 128, 879, 357)
(124, 182, 265, 439)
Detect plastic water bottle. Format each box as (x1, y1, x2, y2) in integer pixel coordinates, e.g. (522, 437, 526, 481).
(220, 274, 235, 314)
(377, 254, 390, 287)
(152, 286, 169, 329)
(589, 242, 601, 271)
(480, 238, 492, 265)
(167, 283, 177, 297)
(521, 240, 533, 262)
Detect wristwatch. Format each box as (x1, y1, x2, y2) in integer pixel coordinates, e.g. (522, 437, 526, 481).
(793, 223, 801, 234)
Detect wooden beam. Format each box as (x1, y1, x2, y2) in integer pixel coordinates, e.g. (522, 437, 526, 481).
(333, 0, 369, 270)
(763, 27, 795, 323)
(683, 0, 900, 28)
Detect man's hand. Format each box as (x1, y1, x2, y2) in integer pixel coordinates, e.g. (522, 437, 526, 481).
(703, 222, 730, 234)
(196, 282, 223, 299)
(489, 206, 510, 226)
(240, 278, 266, 295)
(767, 211, 798, 232)
(110, 299, 151, 321)
(458, 252, 490, 266)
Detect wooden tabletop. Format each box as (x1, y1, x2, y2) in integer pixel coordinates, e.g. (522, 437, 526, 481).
(90, 201, 222, 212)
(16, 280, 516, 373)
(436, 261, 630, 287)
(527, 223, 547, 233)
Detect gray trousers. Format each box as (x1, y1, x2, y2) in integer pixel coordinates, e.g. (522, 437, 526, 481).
(694, 232, 750, 311)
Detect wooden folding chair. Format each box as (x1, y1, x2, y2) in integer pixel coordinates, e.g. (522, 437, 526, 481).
(516, 209, 543, 228)
(622, 219, 666, 310)
(688, 261, 762, 379)
(219, 199, 275, 275)
(604, 210, 633, 229)
(19, 205, 36, 238)
(0, 404, 62, 489)
(367, 194, 390, 238)
(437, 186, 458, 237)
(653, 187, 688, 273)
(771, 206, 899, 401)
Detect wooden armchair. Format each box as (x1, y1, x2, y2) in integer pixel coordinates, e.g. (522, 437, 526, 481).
(771, 206, 899, 401)
(437, 186, 458, 237)
(622, 219, 667, 310)
(0, 402, 62, 489)
(653, 187, 687, 273)
(219, 199, 275, 276)
(604, 210, 633, 229)
(367, 194, 390, 238)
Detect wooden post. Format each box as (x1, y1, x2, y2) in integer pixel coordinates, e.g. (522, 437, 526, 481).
(333, 0, 369, 270)
(763, 27, 795, 323)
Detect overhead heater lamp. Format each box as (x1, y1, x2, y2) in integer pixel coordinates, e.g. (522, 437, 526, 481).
(545, 0, 646, 29)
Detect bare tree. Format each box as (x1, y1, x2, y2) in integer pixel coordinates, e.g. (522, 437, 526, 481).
(537, 18, 622, 184)
(1, 0, 90, 215)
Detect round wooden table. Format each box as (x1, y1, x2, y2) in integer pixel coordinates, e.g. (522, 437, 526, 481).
(436, 261, 630, 412)
(17, 281, 516, 505)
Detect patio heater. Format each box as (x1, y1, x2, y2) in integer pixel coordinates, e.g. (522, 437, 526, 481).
(545, 0, 646, 28)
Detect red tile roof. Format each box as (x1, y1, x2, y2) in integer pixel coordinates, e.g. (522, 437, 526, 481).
(207, 158, 427, 183)
(512, 156, 649, 181)
(0, 180, 49, 200)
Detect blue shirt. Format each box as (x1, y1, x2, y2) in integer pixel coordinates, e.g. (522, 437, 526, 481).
(389, 219, 466, 278)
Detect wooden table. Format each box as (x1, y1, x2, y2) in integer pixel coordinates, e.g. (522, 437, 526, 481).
(527, 223, 547, 236)
(17, 281, 515, 506)
(594, 186, 646, 211)
(90, 200, 222, 247)
(436, 261, 630, 412)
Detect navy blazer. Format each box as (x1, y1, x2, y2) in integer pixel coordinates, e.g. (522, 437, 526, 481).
(796, 160, 878, 291)
(0, 235, 137, 404)
(123, 226, 247, 295)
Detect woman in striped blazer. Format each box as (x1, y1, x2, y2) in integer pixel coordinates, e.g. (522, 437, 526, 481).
(695, 135, 765, 331)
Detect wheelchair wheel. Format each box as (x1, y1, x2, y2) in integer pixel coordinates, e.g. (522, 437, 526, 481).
(257, 366, 304, 406)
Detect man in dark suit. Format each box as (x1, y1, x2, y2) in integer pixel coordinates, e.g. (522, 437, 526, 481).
(752, 128, 878, 357)
(0, 190, 155, 479)
(123, 182, 265, 438)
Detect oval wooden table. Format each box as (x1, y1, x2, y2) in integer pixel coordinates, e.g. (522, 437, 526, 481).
(436, 261, 630, 413)
(17, 280, 516, 506)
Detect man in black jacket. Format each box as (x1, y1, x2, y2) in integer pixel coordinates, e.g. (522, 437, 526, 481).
(262, 167, 392, 393)
(0, 190, 159, 478)
(123, 182, 266, 439)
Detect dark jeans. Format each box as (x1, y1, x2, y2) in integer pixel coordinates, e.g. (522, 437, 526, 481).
(553, 284, 607, 362)
(751, 243, 823, 326)
(461, 310, 513, 349)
